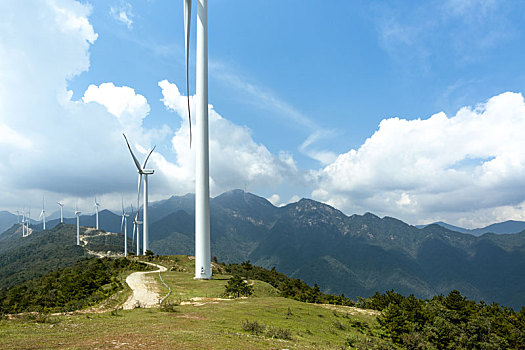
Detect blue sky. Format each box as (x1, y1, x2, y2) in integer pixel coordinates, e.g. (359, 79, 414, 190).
(2, 0, 525, 228)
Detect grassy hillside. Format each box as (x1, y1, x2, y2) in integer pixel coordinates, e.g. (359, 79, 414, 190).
(1, 254, 524, 349)
(0, 298, 388, 349)
(0, 255, 391, 349)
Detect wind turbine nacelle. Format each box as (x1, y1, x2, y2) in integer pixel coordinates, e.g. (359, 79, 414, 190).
(143, 169, 154, 174)
(75, 211, 81, 215)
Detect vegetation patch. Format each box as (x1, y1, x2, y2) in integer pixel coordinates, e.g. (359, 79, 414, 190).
(241, 319, 265, 335)
(0, 257, 150, 314)
(358, 289, 525, 349)
(224, 275, 254, 298)
(224, 260, 355, 305)
(159, 301, 180, 313)
(241, 319, 292, 340)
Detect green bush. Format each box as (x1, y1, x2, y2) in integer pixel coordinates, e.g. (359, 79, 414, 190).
(159, 301, 179, 313)
(265, 326, 292, 340)
(241, 320, 265, 335)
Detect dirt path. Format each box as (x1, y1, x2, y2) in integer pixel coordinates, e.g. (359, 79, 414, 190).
(122, 262, 167, 309)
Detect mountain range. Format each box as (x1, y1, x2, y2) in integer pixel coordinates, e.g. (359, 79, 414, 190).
(1, 189, 525, 309)
(417, 220, 525, 236)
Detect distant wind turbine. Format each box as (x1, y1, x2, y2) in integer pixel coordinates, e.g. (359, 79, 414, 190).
(21, 210, 26, 237)
(123, 133, 155, 255)
(75, 203, 81, 246)
(130, 204, 135, 245)
(27, 208, 31, 235)
(94, 196, 100, 230)
(121, 198, 129, 257)
(57, 202, 64, 223)
(184, 0, 212, 279)
(131, 204, 141, 256)
(39, 197, 46, 230)
(16, 210, 20, 224)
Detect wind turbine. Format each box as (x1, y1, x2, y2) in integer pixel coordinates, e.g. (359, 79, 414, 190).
(27, 208, 31, 235)
(94, 196, 100, 230)
(130, 204, 135, 245)
(21, 210, 26, 237)
(57, 202, 64, 223)
(16, 210, 20, 224)
(39, 197, 46, 230)
(123, 134, 155, 255)
(131, 204, 141, 256)
(121, 198, 129, 257)
(75, 203, 81, 246)
(185, 0, 212, 279)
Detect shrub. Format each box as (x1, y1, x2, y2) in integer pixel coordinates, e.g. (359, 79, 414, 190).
(332, 320, 347, 331)
(160, 301, 179, 313)
(241, 320, 265, 335)
(266, 326, 292, 340)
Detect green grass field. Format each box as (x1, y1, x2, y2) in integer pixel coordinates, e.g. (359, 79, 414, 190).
(0, 256, 393, 349)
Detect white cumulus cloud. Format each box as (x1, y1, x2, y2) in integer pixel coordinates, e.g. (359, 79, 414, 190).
(312, 92, 525, 227)
(158, 80, 299, 196)
(83, 83, 150, 129)
(0, 0, 167, 213)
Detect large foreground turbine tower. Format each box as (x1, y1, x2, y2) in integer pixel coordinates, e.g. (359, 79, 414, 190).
(185, 0, 211, 279)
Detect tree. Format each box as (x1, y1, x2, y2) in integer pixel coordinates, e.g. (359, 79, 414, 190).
(144, 250, 154, 261)
(225, 275, 253, 298)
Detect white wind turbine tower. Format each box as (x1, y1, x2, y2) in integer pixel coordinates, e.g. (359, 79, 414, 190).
(130, 204, 141, 256)
(39, 197, 46, 230)
(21, 210, 26, 237)
(26, 208, 31, 235)
(121, 199, 129, 257)
(123, 134, 155, 255)
(94, 197, 100, 230)
(184, 0, 212, 279)
(57, 202, 64, 223)
(75, 203, 81, 245)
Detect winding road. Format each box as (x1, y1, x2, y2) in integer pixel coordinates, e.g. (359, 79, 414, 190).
(122, 262, 168, 310)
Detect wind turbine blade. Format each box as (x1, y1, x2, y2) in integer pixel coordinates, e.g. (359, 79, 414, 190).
(123, 133, 143, 171)
(142, 145, 156, 169)
(184, 0, 193, 147)
(121, 215, 125, 234)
